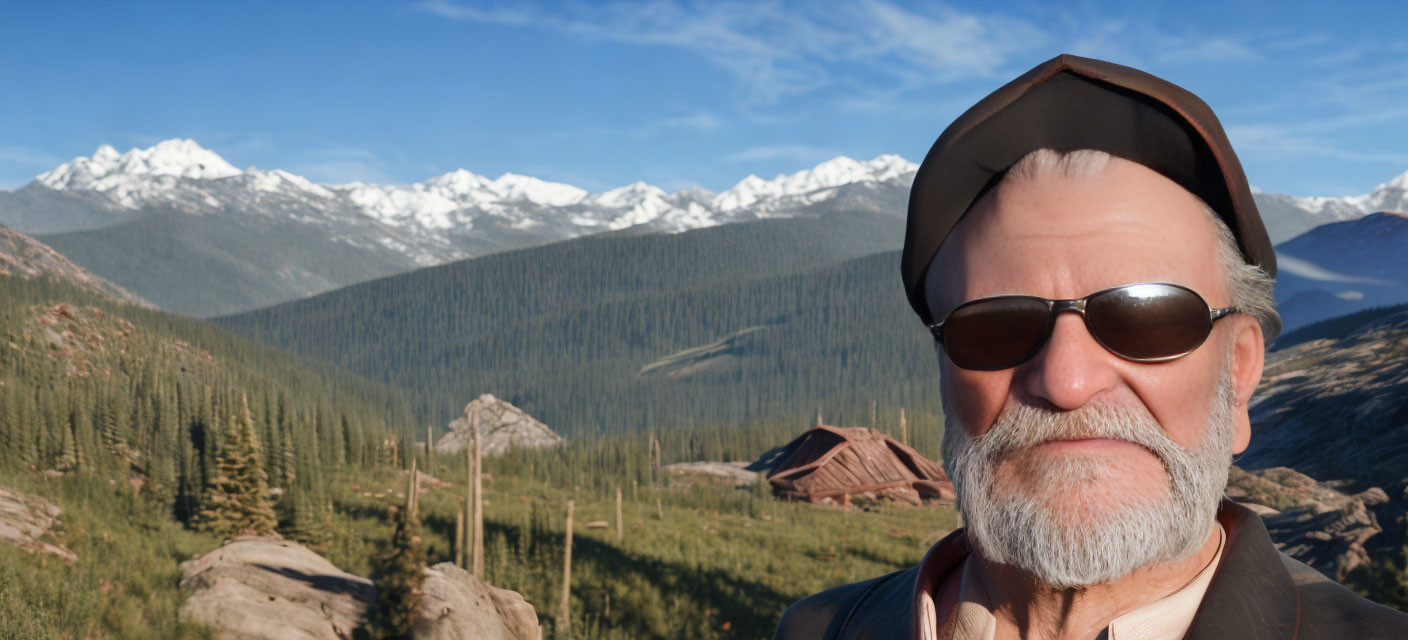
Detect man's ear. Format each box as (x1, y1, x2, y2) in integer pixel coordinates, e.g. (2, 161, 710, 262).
(1228, 315, 1265, 455)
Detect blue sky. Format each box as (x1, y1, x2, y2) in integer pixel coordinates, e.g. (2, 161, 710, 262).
(2, 1, 1406, 197)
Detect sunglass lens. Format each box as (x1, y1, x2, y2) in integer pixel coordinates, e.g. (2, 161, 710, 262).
(1086, 284, 1211, 360)
(943, 297, 1050, 369)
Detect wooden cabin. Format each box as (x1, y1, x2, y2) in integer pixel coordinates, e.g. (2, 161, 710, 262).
(766, 425, 955, 506)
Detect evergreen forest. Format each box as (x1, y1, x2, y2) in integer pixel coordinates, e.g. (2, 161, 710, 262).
(216, 211, 948, 436)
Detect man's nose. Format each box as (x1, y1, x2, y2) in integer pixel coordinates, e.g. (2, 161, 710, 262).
(1019, 312, 1120, 410)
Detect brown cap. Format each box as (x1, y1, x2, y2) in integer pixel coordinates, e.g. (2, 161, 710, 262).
(902, 54, 1277, 334)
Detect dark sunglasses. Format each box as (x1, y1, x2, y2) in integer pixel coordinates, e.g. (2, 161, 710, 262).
(928, 282, 1238, 371)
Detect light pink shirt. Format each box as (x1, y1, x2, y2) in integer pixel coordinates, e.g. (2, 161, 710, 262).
(916, 525, 1225, 640)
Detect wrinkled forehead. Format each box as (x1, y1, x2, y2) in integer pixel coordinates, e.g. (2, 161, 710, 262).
(922, 159, 1223, 319)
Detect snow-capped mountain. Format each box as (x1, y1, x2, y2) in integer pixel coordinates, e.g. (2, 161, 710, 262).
(7, 138, 1399, 320)
(1252, 171, 1408, 243)
(0, 139, 917, 316)
(10, 139, 917, 255)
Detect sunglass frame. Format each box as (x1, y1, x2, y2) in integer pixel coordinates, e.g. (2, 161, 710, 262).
(927, 282, 1239, 370)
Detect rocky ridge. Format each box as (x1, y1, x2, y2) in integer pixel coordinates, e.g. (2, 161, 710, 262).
(0, 485, 77, 564)
(1243, 308, 1408, 489)
(434, 394, 564, 457)
(1229, 466, 1403, 583)
(0, 224, 148, 306)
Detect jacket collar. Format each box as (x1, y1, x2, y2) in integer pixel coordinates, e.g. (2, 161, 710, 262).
(906, 500, 1300, 640)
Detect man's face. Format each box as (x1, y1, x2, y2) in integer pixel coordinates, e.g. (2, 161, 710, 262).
(923, 156, 1262, 584)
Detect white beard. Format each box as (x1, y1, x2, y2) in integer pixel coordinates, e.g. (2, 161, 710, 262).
(940, 373, 1234, 588)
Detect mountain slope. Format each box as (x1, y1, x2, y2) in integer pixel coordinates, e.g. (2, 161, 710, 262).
(1253, 171, 1408, 243)
(6, 140, 915, 317)
(214, 211, 940, 434)
(0, 224, 147, 306)
(8, 139, 1401, 318)
(1241, 307, 1408, 490)
(1273, 212, 1408, 333)
(38, 207, 423, 317)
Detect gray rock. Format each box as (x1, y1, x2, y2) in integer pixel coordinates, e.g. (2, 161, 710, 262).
(665, 461, 761, 487)
(413, 562, 541, 640)
(178, 536, 374, 640)
(1264, 487, 1390, 582)
(0, 485, 77, 564)
(179, 537, 541, 640)
(435, 394, 564, 458)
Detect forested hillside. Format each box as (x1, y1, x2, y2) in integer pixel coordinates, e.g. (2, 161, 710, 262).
(38, 207, 421, 317)
(0, 274, 418, 532)
(216, 212, 945, 435)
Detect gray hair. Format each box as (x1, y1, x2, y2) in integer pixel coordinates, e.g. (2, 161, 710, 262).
(1003, 149, 1279, 345)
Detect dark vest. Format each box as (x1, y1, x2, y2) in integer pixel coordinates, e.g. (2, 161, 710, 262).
(772, 501, 1408, 639)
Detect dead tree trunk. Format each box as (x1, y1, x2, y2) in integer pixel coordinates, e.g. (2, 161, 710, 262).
(407, 457, 419, 517)
(559, 499, 574, 638)
(455, 507, 465, 568)
(470, 410, 484, 579)
(615, 486, 623, 542)
(427, 426, 435, 478)
(462, 434, 471, 570)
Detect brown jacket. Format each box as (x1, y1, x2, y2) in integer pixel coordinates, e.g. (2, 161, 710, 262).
(773, 501, 1408, 639)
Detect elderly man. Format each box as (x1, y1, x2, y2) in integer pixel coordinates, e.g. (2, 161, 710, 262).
(773, 55, 1408, 639)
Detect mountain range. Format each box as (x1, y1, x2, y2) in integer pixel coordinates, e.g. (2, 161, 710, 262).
(0, 140, 912, 315)
(3, 139, 1404, 317)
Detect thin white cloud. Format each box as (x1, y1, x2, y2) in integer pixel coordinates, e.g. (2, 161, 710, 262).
(416, 0, 1056, 106)
(0, 144, 63, 189)
(725, 144, 841, 163)
(0, 144, 60, 168)
(1153, 35, 1259, 64)
(292, 147, 396, 184)
(1228, 124, 1408, 165)
(293, 160, 397, 185)
(417, 0, 1306, 118)
(1277, 255, 1395, 285)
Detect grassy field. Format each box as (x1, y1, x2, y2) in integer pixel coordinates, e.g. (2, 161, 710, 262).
(0, 424, 956, 640)
(325, 460, 958, 640)
(0, 470, 219, 640)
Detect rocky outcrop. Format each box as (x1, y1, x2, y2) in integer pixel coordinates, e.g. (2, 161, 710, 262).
(179, 537, 540, 640)
(0, 224, 148, 306)
(1264, 487, 1391, 582)
(1226, 466, 1407, 583)
(178, 537, 374, 639)
(1226, 466, 1356, 514)
(665, 461, 761, 487)
(435, 394, 563, 458)
(414, 562, 541, 640)
(0, 485, 77, 563)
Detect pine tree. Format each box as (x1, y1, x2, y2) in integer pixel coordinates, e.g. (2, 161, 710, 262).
(282, 484, 334, 552)
(362, 471, 425, 640)
(55, 411, 79, 472)
(196, 394, 278, 537)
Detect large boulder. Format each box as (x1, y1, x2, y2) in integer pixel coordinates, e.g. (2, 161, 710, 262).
(179, 537, 541, 640)
(665, 461, 761, 487)
(0, 485, 77, 564)
(414, 562, 541, 640)
(178, 537, 374, 639)
(435, 394, 563, 457)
